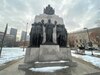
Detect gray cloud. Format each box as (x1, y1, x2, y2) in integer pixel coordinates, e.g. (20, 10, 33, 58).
(0, 0, 100, 38)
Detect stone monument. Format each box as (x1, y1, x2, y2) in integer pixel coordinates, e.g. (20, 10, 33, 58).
(19, 5, 72, 70)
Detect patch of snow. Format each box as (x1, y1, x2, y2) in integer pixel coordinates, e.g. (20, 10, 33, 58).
(35, 60, 69, 64)
(0, 47, 26, 65)
(29, 66, 69, 72)
(71, 50, 100, 68)
(85, 51, 100, 56)
(82, 56, 100, 68)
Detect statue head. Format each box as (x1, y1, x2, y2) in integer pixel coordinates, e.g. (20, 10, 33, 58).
(48, 19, 51, 23)
(54, 21, 57, 25)
(41, 20, 44, 24)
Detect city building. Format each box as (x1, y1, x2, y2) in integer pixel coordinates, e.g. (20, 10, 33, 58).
(20, 31, 29, 47)
(10, 28, 17, 41)
(68, 27, 100, 49)
(0, 32, 15, 47)
(20, 31, 27, 41)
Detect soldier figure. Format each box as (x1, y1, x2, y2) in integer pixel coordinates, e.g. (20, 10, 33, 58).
(44, 19, 55, 43)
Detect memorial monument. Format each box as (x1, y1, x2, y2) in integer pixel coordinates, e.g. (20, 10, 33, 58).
(19, 5, 72, 69)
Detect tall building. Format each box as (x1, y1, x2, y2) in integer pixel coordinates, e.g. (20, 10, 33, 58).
(20, 31, 29, 47)
(0, 32, 15, 47)
(10, 28, 17, 41)
(21, 31, 27, 41)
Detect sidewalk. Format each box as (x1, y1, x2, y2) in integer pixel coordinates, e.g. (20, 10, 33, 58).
(0, 58, 25, 75)
(0, 58, 23, 71)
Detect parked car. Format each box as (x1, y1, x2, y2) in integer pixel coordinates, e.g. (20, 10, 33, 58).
(85, 47, 97, 51)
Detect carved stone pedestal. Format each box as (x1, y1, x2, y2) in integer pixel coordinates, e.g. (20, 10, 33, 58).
(18, 45, 72, 70)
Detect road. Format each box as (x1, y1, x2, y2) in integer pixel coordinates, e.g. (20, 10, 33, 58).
(0, 57, 100, 75)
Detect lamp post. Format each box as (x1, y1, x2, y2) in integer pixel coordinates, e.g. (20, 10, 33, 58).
(23, 23, 28, 51)
(84, 28, 93, 55)
(84, 28, 90, 42)
(96, 36, 100, 49)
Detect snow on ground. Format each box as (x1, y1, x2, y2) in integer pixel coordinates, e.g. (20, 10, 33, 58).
(35, 60, 69, 64)
(31, 60, 69, 72)
(0, 47, 25, 65)
(71, 50, 100, 68)
(29, 66, 69, 72)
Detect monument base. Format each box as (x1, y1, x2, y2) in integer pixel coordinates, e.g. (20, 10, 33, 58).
(18, 45, 73, 70)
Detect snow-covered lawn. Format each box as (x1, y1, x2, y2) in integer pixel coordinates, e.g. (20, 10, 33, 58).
(0, 47, 25, 65)
(71, 50, 100, 68)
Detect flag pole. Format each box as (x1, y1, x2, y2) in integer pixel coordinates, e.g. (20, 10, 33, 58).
(0, 24, 8, 57)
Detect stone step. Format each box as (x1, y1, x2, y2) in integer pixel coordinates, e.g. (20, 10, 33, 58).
(34, 61, 70, 68)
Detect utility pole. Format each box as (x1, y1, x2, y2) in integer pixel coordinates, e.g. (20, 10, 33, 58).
(0, 24, 8, 57)
(23, 23, 28, 51)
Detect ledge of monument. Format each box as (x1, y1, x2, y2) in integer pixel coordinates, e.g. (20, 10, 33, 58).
(60, 47, 68, 48)
(41, 42, 58, 45)
(28, 46, 40, 48)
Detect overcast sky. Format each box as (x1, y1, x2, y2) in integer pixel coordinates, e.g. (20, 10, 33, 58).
(0, 0, 100, 38)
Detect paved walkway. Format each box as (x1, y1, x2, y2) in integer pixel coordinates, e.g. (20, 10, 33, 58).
(0, 57, 100, 75)
(71, 57, 100, 75)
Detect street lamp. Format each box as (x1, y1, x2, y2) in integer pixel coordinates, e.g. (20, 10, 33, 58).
(84, 28, 93, 55)
(84, 28, 90, 42)
(96, 36, 100, 48)
(23, 23, 28, 51)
